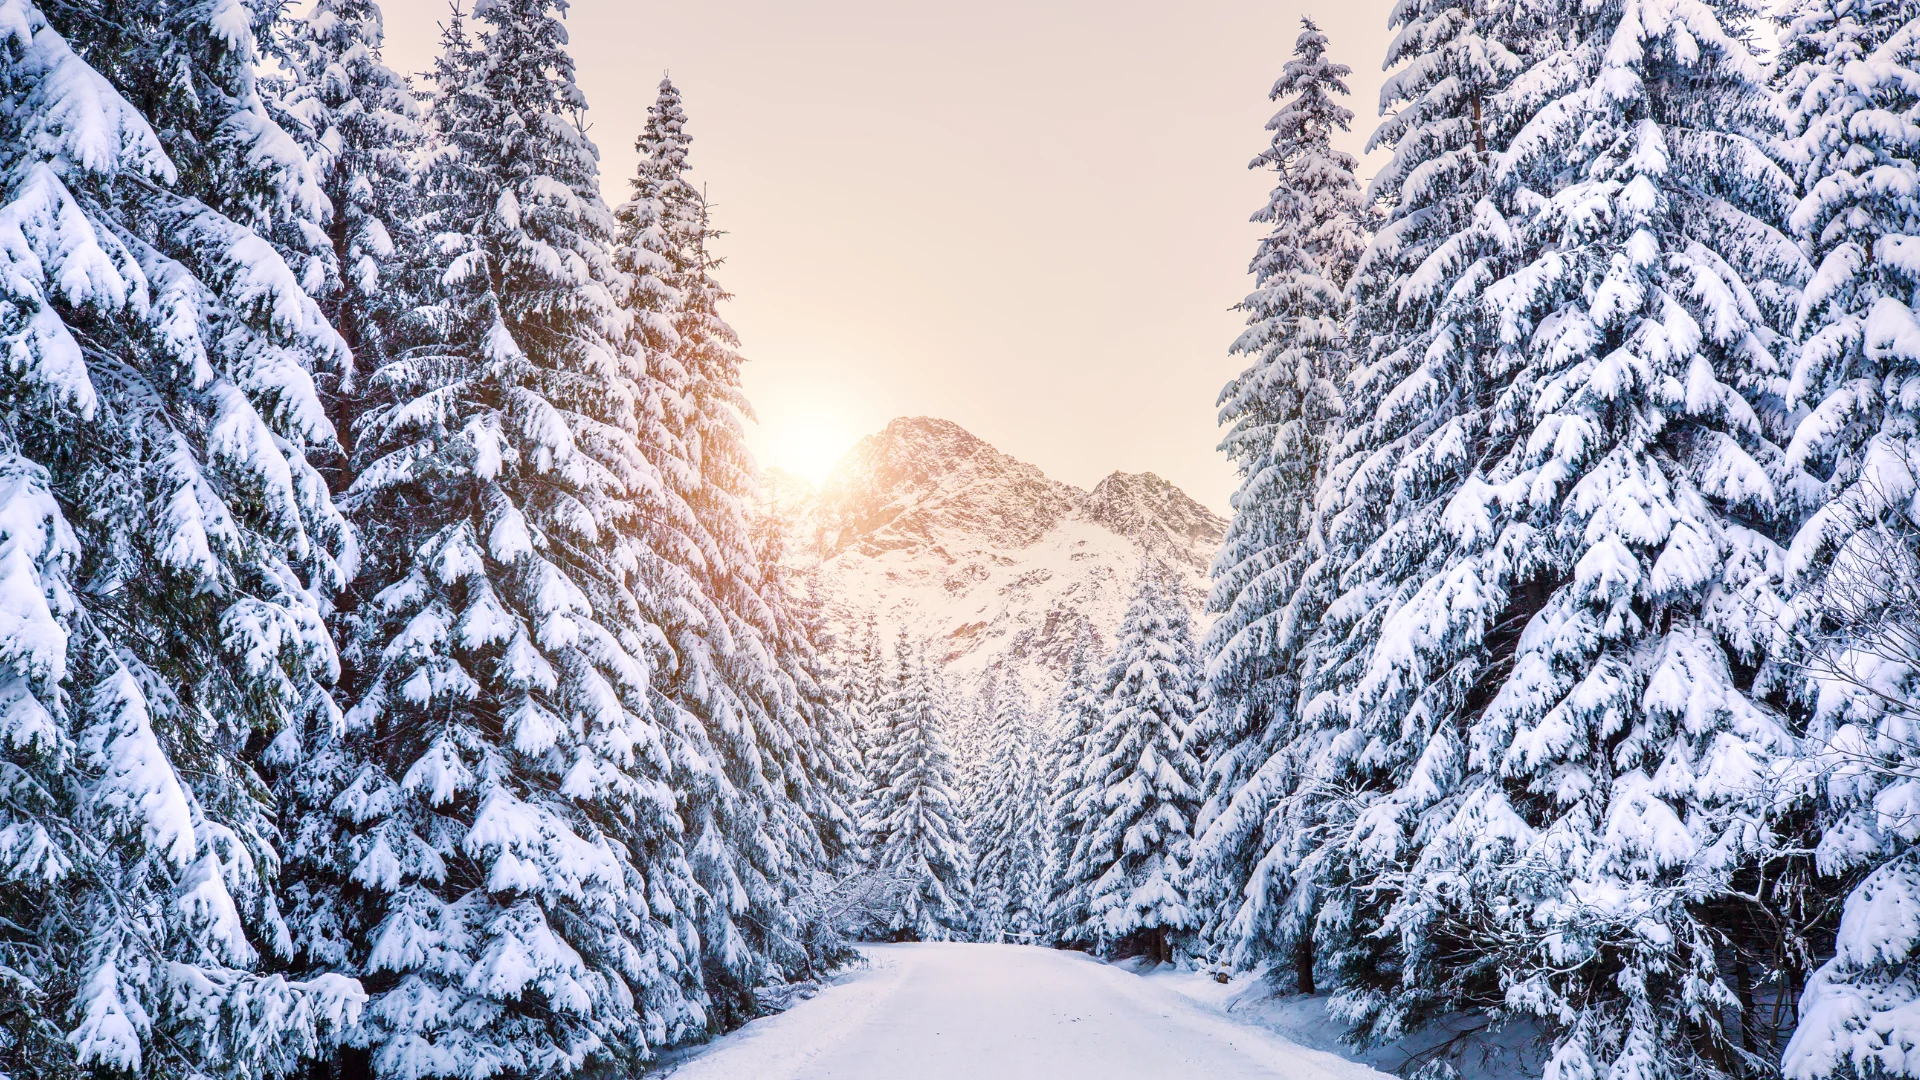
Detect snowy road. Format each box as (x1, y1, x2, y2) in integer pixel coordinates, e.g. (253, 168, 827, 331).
(662, 943, 1395, 1080)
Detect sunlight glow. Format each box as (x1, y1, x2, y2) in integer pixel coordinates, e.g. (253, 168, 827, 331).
(755, 414, 863, 487)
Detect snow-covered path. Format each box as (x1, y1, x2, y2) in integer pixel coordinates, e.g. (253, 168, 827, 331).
(662, 943, 1394, 1080)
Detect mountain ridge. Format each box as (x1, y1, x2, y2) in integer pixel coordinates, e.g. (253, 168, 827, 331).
(768, 417, 1225, 696)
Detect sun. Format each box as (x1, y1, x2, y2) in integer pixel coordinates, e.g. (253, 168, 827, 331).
(757, 415, 862, 488)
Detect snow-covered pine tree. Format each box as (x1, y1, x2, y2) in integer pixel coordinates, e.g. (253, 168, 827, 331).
(1077, 570, 1204, 963)
(952, 667, 1002, 937)
(650, 85, 760, 572)
(0, 0, 367, 1075)
(843, 625, 898, 861)
(1190, 17, 1368, 983)
(1773, 0, 1920, 1073)
(1263, 0, 1542, 1039)
(1778, 530, 1920, 1080)
(1298, 0, 1810, 1067)
(749, 498, 864, 902)
(843, 614, 888, 785)
(942, 667, 998, 826)
(598, 70, 777, 1022)
(969, 687, 1045, 943)
(614, 76, 850, 1019)
(318, 2, 710, 1074)
(276, 0, 422, 405)
(1044, 634, 1109, 947)
(268, 7, 427, 1067)
(618, 80, 759, 652)
(867, 638, 970, 940)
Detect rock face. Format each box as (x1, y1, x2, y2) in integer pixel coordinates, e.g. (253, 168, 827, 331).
(770, 417, 1225, 696)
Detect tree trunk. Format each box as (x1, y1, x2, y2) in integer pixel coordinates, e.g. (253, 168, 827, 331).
(1294, 935, 1315, 995)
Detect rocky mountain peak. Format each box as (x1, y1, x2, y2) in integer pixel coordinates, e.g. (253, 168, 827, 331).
(1086, 471, 1224, 570)
(771, 417, 1225, 690)
(810, 417, 1080, 556)
(844, 416, 998, 473)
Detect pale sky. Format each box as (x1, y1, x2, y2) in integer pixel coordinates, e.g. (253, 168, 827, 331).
(374, 0, 1395, 510)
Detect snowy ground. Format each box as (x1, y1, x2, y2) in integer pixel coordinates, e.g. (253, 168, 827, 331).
(659, 942, 1397, 1080)
(1138, 965, 1544, 1080)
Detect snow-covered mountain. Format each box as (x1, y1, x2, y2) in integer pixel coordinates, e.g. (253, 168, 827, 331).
(768, 417, 1225, 694)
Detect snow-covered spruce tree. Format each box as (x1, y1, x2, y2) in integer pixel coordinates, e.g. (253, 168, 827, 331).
(275, 0, 422, 404)
(268, 0, 426, 1056)
(750, 503, 864, 910)
(1299, 0, 1810, 1068)
(649, 83, 760, 557)
(318, 2, 713, 1074)
(942, 667, 997, 829)
(1235, 0, 1532, 1036)
(1777, 527, 1920, 1080)
(952, 667, 1003, 938)
(1189, 17, 1368, 983)
(969, 688, 1045, 943)
(1075, 570, 1204, 963)
(614, 76, 849, 1019)
(1773, 1, 1920, 1073)
(0, 1, 367, 1076)
(826, 624, 915, 938)
(1266, 0, 1543, 1029)
(1044, 634, 1110, 947)
(867, 640, 970, 940)
(842, 613, 888, 787)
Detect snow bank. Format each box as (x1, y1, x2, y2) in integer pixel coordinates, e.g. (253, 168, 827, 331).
(1139, 965, 1547, 1080)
